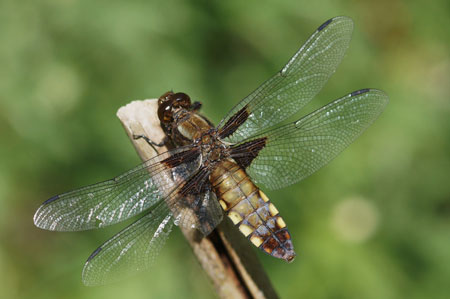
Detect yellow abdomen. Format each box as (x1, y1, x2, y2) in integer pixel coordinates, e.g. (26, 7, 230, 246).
(210, 159, 295, 262)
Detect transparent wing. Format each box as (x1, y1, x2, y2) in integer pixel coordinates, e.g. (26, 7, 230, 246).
(218, 16, 354, 142)
(164, 166, 223, 236)
(174, 191, 223, 236)
(194, 191, 223, 235)
(238, 89, 388, 190)
(82, 201, 173, 286)
(34, 146, 201, 231)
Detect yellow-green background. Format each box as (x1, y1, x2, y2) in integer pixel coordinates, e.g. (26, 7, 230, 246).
(1, 0, 449, 298)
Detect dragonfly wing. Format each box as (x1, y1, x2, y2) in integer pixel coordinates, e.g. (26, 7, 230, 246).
(194, 191, 223, 236)
(218, 16, 354, 142)
(173, 191, 223, 236)
(34, 146, 201, 231)
(166, 167, 223, 236)
(82, 201, 174, 286)
(230, 89, 389, 190)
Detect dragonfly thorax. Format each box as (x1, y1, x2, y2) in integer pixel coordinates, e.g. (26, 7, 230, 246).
(196, 130, 230, 166)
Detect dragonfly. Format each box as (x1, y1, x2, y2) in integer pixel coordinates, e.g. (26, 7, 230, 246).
(33, 16, 388, 286)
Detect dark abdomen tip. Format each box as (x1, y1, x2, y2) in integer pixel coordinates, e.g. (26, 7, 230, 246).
(284, 250, 296, 263)
(270, 239, 296, 263)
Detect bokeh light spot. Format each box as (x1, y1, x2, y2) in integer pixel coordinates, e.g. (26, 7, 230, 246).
(331, 196, 380, 243)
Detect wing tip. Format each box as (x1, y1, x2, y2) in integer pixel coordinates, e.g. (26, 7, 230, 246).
(82, 246, 104, 286)
(350, 88, 390, 106)
(33, 206, 46, 229)
(32, 212, 41, 228)
(86, 246, 103, 263)
(33, 195, 60, 229)
(318, 16, 354, 32)
(42, 194, 60, 205)
(350, 88, 371, 96)
(317, 18, 333, 31)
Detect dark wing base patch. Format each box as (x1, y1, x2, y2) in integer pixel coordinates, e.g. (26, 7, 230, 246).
(218, 105, 249, 139)
(178, 167, 210, 196)
(230, 137, 267, 168)
(161, 147, 200, 168)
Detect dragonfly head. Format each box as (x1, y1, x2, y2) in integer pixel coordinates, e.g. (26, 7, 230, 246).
(157, 91, 192, 123)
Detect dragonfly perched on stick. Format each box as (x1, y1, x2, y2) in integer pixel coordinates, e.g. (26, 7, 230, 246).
(34, 16, 388, 286)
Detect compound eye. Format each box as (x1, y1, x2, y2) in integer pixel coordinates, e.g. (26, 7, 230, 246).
(172, 92, 191, 108)
(158, 91, 174, 106)
(157, 101, 173, 123)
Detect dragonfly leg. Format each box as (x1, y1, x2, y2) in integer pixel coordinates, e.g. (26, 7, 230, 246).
(133, 134, 168, 152)
(191, 101, 202, 112)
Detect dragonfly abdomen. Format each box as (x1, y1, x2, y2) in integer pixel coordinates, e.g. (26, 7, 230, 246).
(210, 159, 296, 262)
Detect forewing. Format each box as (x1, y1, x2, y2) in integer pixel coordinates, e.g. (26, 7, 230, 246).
(218, 16, 354, 142)
(34, 146, 201, 231)
(82, 201, 173, 286)
(237, 89, 389, 190)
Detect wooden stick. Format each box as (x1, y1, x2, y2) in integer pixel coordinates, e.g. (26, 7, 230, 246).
(117, 99, 279, 299)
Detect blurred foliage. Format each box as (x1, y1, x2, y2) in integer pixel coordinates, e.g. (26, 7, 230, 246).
(1, 0, 449, 298)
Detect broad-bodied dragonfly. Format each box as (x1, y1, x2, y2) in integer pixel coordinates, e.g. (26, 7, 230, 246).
(34, 16, 388, 286)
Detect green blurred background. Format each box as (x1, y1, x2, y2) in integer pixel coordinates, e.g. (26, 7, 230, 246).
(1, 0, 449, 298)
